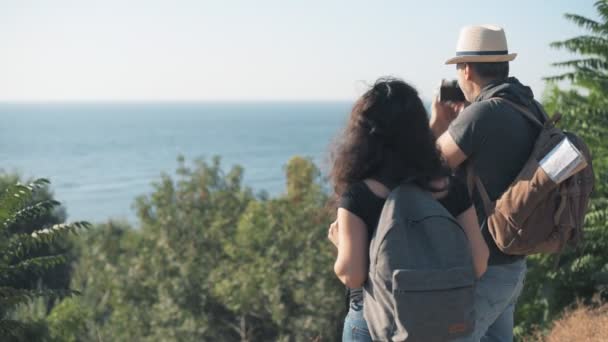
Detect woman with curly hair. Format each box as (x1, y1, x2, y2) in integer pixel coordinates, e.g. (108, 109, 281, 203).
(328, 78, 488, 341)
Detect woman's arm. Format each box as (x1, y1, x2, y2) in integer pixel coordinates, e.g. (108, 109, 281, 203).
(332, 208, 369, 288)
(456, 205, 489, 278)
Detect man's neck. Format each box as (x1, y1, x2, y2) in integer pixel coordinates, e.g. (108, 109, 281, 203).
(471, 78, 496, 100)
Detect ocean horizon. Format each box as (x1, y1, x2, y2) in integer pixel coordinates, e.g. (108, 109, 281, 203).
(1, 101, 354, 224)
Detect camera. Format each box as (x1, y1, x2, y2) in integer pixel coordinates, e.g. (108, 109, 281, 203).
(439, 79, 466, 102)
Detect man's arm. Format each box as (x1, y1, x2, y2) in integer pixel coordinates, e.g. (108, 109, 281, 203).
(431, 96, 468, 169)
(437, 132, 467, 169)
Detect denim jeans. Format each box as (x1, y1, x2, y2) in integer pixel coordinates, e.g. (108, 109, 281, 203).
(343, 299, 373, 342)
(344, 260, 525, 341)
(453, 259, 527, 342)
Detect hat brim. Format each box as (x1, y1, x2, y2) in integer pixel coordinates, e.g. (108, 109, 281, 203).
(444, 53, 517, 65)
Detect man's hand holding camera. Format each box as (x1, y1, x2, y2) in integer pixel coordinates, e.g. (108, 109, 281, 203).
(431, 96, 465, 138)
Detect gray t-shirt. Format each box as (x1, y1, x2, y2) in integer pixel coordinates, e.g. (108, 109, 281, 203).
(448, 77, 543, 265)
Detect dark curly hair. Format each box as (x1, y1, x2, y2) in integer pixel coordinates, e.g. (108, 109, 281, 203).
(330, 77, 449, 196)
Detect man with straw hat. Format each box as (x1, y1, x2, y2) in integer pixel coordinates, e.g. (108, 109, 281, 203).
(431, 25, 542, 341)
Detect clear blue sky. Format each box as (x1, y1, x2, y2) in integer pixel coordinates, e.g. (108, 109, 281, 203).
(0, 0, 598, 102)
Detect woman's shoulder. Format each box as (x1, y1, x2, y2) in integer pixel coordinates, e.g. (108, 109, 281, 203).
(339, 180, 387, 210)
(340, 181, 370, 201)
(342, 179, 389, 197)
(362, 179, 391, 199)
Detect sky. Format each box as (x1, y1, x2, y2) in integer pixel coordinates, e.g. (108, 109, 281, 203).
(0, 0, 599, 102)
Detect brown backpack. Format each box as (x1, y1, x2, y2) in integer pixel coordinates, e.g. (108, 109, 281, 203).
(468, 98, 595, 255)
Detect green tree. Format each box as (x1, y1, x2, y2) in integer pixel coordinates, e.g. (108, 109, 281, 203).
(515, 1, 608, 338)
(62, 156, 345, 341)
(544, 0, 608, 93)
(62, 220, 142, 341)
(0, 179, 89, 340)
(212, 156, 343, 341)
(0, 173, 72, 294)
(62, 157, 254, 341)
(543, 0, 608, 195)
(46, 297, 91, 342)
(132, 156, 255, 341)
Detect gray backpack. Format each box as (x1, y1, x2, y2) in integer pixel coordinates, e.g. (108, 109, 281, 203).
(363, 183, 476, 341)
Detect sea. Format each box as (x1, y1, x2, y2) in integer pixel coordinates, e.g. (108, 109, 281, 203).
(0, 102, 352, 224)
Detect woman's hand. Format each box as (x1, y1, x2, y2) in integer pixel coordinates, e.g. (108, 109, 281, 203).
(328, 220, 339, 248)
(457, 206, 489, 278)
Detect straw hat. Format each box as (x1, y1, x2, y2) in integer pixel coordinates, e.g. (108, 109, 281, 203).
(445, 25, 517, 64)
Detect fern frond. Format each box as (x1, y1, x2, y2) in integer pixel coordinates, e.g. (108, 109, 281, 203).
(0, 255, 67, 282)
(0, 287, 42, 310)
(0, 319, 27, 339)
(551, 58, 608, 70)
(585, 208, 608, 225)
(550, 35, 608, 56)
(31, 221, 91, 240)
(543, 73, 577, 83)
(3, 200, 61, 229)
(0, 179, 50, 224)
(596, 0, 608, 21)
(563, 13, 605, 33)
(0, 287, 79, 312)
(5, 221, 90, 259)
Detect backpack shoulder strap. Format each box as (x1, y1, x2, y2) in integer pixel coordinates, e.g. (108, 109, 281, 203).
(466, 162, 494, 216)
(489, 97, 545, 129)
(469, 97, 551, 216)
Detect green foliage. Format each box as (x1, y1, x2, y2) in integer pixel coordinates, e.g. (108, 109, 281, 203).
(212, 156, 342, 341)
(46, 297, 91, 342)
(0, 173, 73, 297)
(55, 156, 343, 341)
(544, 0, 608, 92)
(543, 85, 608, 197)
(515, 1, 608, 339)
(0, 179, 89, 341)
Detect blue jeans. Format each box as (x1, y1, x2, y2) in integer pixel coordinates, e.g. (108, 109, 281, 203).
(454, 259, 527, 342)
(343, 299, 372, 342)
